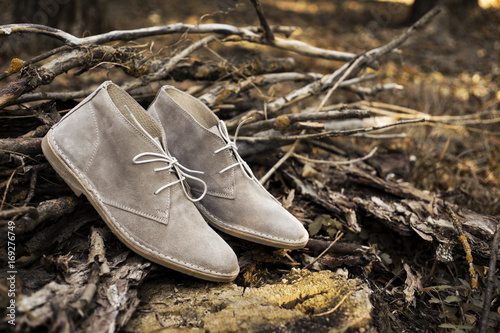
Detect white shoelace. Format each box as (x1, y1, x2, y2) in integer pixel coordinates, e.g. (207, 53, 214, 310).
(213, 118, 282, 204)
(214, 118, 255, 179)
(122, 104, 207, 202)
(133, 151, 207, 202)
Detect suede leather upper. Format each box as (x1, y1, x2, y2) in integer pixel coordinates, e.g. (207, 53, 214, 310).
(148, 86, 309, 248)
(45, 81, 239, 281)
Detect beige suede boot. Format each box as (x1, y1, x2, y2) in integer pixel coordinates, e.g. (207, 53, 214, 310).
(42, 81, 239, 282)
(147, 86, 309, 249)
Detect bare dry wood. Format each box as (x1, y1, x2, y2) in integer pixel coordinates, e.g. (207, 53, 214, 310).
(16, 196, 79, 234)
(14, 57, 296, 105)
(239, 109, 371, 136)
(237, 118, 425, 145)
(288, 164, 498, 262)
(249, 0, 275, 42)
(0, 206, 36, 219)
(17, 252, 150, 332)
(0, 138, 43, 155)
(121, 35, 218, 91)
(479, 221, 500, 333)
(0, 22, 357, 61)
(0, 46, 137, 108)
(225, 7, 442, 130)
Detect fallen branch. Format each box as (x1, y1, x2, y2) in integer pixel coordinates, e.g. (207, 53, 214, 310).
(249, 0, 275, 42)
(0, 45, 137, 107)
(287, 164, 498, 261)
(121, 35, 218, 91)
(0, 138, 43, 155)
(239, 109, 371, 136)
(237, 118, 425, 144)
(16, 196, 79, 234)
(14, 58, 296, 105)
(23, 206, 98, 261)
(200, 73, 377, 111)
(0, 22, 357, 61)
(199, 72, 323, 107)
(225, 6, 442, 130)
(479, 221, 500, 333)
(304, 232, 344, 270)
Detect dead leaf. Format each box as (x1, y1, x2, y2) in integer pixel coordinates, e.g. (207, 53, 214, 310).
(302, 163, 319, 178)
(282, 189, 295, 209)
(403, 263, 423, 306)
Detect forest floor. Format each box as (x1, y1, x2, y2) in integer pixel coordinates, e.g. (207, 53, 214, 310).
(1, 0, 499, 332)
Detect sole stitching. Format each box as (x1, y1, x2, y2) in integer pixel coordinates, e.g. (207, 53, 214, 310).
(47, 133, 237, 279)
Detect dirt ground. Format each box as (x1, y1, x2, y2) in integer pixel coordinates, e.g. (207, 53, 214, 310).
(1, 0, 499, 332)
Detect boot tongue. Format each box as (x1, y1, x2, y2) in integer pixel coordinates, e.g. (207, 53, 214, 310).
(153, 137, 164, 150)
(124, 104, 166, 151)
(207, 125, 221, 137)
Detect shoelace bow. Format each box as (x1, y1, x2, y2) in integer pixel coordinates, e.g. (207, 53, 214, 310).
(132, 151, 207, 202)
(214, 118, 255, 179)
(214, 118, 282, 204)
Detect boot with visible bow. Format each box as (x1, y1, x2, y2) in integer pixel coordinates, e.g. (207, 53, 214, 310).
(148, 86, 309, 249)
(42, 81, 239, 282)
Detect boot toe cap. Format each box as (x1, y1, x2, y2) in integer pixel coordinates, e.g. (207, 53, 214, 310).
(105, 204, 239, 282)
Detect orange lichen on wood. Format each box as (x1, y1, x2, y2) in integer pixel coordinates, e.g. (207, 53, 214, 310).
(274, 115, 291, 131)
(444, 201, 478, 291)
(8, 58, 25, 74)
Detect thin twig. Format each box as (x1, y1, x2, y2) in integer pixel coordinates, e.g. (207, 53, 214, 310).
(24, 163, 48, 205)
(364, 6, 442, 68)
(249, 0, 275, 42)
(304, 232, 344, 270)
(314, 54, 365, 112)
(0, 168, 17, 211)
(293, 146, 378, 166)
(443, 201, 478, 291)
(121, 35, 218, 91)
(479, 221, 500, 333)
(353, 133, 407, 139)
(0, 206, 37, 220)
(364, 103, 500, 125)
(347, 83, 403, 96)
(312, 290, 353, 317)
(259, 134, 302, 184)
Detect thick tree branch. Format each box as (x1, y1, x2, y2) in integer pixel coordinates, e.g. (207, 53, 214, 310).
(0, 46, 136, 108)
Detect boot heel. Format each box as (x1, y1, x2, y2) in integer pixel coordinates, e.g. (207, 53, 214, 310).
(42, 135, 86, 197)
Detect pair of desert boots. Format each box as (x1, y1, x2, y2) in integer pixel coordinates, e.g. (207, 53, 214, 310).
(42, 81, 308, 282)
